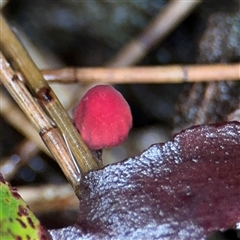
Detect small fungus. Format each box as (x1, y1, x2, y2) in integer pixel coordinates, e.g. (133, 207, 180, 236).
(74, 85, 132, 150)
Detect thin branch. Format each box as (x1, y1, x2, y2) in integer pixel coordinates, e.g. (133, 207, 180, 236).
(227, 102, 240, 122)
(0, 90, 50, 155)
(0, 15, 101, 174)
(0, 0, 8, 9)
(107, 0, 202, 67)
(0, 140, 39, 180)
(18, 184, 79, 214)
(40, 64, 240, 84)
(0, 52, 82, 194)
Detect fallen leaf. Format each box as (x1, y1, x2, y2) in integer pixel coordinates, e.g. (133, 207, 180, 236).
(0, 174, 51, 240)
(50, 122, 240, 240)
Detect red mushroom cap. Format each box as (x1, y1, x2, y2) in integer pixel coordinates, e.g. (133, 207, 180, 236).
(73, 85, 132, 150)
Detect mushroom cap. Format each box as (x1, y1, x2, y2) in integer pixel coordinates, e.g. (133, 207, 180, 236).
(74, 85, 132, 150)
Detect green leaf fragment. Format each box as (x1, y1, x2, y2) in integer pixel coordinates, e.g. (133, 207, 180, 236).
(0, 174, 45, 239)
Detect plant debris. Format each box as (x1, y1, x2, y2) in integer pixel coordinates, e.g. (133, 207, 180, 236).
(50, 121, 240, 240)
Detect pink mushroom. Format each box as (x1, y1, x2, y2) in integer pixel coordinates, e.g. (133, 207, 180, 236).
(74, 85, 132, 150)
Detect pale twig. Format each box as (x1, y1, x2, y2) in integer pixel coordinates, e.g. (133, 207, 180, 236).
(0, 0, 8, 9)
(0, 90, 50, 155)
(40, 63, 240, 84)
(0, 52, 82, 194)
(0, 15, 101, 174)
(18, 184, 79, 214)
(108, 0, 202, 67)
(227, 101, 240, 122)
(0, 140, 39, 180)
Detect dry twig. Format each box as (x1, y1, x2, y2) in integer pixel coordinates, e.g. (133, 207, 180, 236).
(108, 0, 202, 67)
(227, 102, 240, 122)
(0, 15, 101, 174)
(0, 140, 39, 180)
(0, 0, 8, 9)
(18, 184, 79, 214)
(0, 90, 49, 154)
(41, 64, 240, 84)
(0, 52, 82, 193)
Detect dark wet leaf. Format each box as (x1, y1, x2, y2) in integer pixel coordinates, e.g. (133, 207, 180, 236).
(50, 122, 240, 240)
